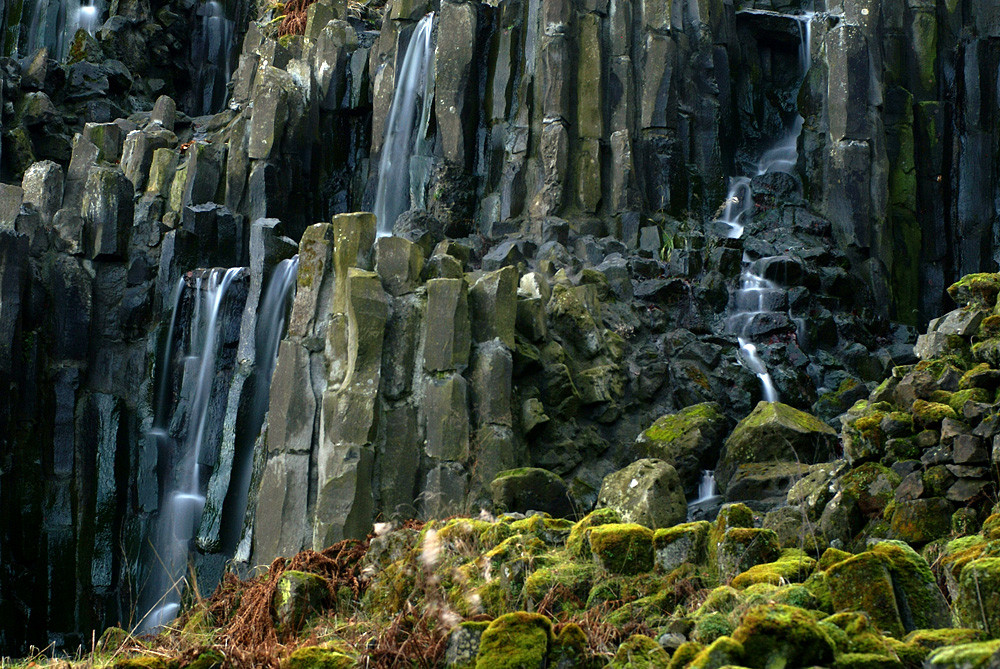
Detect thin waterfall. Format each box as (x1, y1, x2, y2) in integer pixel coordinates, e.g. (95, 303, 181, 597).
(140, 267, 242, 633)
(190, 0, 235, 116)
(24, 0, 104, 60)
(221, 256, 299, 552)
(373, 13, 436, 236)
(721, 11, 815, 403)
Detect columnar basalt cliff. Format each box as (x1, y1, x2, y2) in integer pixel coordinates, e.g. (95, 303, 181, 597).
(0, 0, 997, 657)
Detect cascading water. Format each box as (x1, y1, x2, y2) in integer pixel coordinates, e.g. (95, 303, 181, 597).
(190, 0, 236, 116)
(221, 256, 299, 553)
(373, 13, 436, 236)
(720, 10, 815, 403)
(24, 0, 104, 60)
(140, 267, 242, 632)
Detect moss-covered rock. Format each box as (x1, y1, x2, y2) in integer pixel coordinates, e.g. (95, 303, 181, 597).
(924, 639, 1000, 669)
(445, 621, 490, 669)
(490, 468, 573, 518)
(475, 612, 552, 669)
(687, 635, 744, 669)
(716, 402, 838, 491)
(273, 570, 330, 633)
(548, 623, 588, 668)
(668, 641, 706, 669)
(953, 557, 1000, 635)
(947, 273, 1000, 309)
(284, 646, 355, 669)
(832, 652, 903, 668)
(606, 634, 671, 668)
(588, 523, 655, 575)
(692, 611, 736, 644)
(730, 551, 817, 588)
(523, 558, 596, 606)
(911, 399, 958, 426)
(636, 402, 728, 495)
(716, 528, 781, 581)
(566, 508, 621, 558)
(654, 521, 711, 572)
(731, 604, 835, 669)
(597, 459, 688, 530)
(891, 497, 953, 544)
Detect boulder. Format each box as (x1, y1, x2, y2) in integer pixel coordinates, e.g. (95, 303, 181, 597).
(475, 612, 551, 669)
(272, 570, 329, 633)
(716, 402, 838, 491)
(597, 459, 687, 529)
(635, 402, 728, 497)
(490, 468, 572, 518)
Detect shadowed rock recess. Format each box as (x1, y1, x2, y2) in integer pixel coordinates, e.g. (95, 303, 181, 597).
(0, 0, 1000, 665)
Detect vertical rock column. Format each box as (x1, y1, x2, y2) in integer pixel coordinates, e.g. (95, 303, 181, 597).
(315, 213, 385, 547)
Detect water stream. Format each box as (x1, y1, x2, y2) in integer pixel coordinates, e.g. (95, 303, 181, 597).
(141, 268, 242, 632)
(24, 0, 104, 60)
(720, 10, 815, 404)
(373, 13, 436, 236)
(190, 0, 236, 116)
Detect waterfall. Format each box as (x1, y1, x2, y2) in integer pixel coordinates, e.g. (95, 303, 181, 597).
(221, 256, 299, 552)
(720, 11, 814, 402)
(373, 13, 436, 237)
(694, 471, 719, 504)
(190, 0, 236, 116)
(24, 0, 104, 60)
(140, 267, 242, 633)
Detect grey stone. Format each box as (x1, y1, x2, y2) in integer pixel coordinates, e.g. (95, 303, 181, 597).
(597, 459, 687, 529)
(375, 236, 424, 296)
(82, 166, 133, 260)
(490, 468, 572, 517)
(0, 230, 29, 373)
(469, 266, 518, 348)
(21, 160, 64, 224)
(120, 126, 177, 192)
(422, 278, 470, 372)
(150, 95, 177, 131)
(424, 374, 470, 461)
(0, 184, 24, 229)
(435, 0, 477, 165)
(469, 340, 513, 427)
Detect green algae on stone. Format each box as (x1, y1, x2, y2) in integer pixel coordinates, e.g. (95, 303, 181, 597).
(475, 612, 552, 669)
(827, 552, 906, 638)
(891, 497, 953, 544)
(112, 658, 170, 669)
(730, 604, 835, 669)
(587, 523, 655, 575)
(730, 551, 817, 589)
(870, 541, 951, 630)
(911, 399, 958, 425)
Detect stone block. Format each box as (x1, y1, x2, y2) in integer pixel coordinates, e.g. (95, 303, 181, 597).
(0, 230, 29, 373)
(435, 0, 477, 165)
(252, 453, 311, 565)
(598, 459, 688, 530)
(469, 266, 518, 348)
(425, 374, 470, 461)
(377, 404, 420, 515)
(0, 184, 24, 229)
(827, 23, 871, 142)
(469, 340, 513, 426)
(423, 277, 470, 372)
(120, 126, 177, 192)
(83, 165, 133, 260)
(21, 160, 64, 224)
(375, 235, 424, 296)
(422, 462, 468, 518)
(249, 67, 296, 160)
(151, 95, 177, 131)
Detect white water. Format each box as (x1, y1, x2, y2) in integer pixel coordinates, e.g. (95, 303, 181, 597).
(720, 11, 814, 403)
(222, 257, 299, 552)
(190, 0, 235, 116)
(373, 13, 436, 236)
(693, 470, 720, 504)
(24, 0, 104, 60)
(140, 268, 242, 633)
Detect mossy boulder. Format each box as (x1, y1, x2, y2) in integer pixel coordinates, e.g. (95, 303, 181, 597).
(548, 623, 588, 668)
(905, 628, 987, 655)
(890, 497, 953, 544)
(840, 462, 902, 517)
(284, 646, 355, 669)
(588, 523, 655, 575)
(597, 459, 687, 529)
(490, 468, 573, 518)
(566, 508, 621, 558)
(716, 528, 781, 581)
(953, 557, 1000, 635)
(654, 521, 711, 572)
(827, 541, 950, 638)
(523, 559, 596, 605)
(636, 402, 728, 496)
(668, 641, 706, 669)
(832, 652, 903, 668)
(445, 621, 490, 669)
(607, 634, 670, 668)
(272, 570, 330, 633)
(716, 402, 838, 491)
(688, 635, 744, 669)
(911, 399, 958, 426)
(924, 639, 1000, 669)
(731, 604, 835, 669)
(947, 273, 1000, 309)
(692, 612, 736, 644)
(730, 552, 817, 589)
(475, 612, 552, 669)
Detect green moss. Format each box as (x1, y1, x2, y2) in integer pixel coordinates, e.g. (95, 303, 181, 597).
(833, 652, 903, 668)
(925, 639, 1000, 669)
(607, 634, 671, 667)
(667, 641, 706, 669)
(905, 628, 986, 651)
(566, 508, 621, 558)
(730, 553, 817, 589)
(731, 604, 835, 669)
(826, 552, 904, 638)
(688, 635, 745, 669)
(693, 612, 736, 644)
(642, 402, 725, 442)
(983, 514, 1000, 540)
(283, 646, 355, 669)
(954, 557, 1000, 634)
(523, 558, 596, 605)
(947, 273, 1000, 309)
(695, 586, 741, 617)
(818, 547, 853, 572)
(911, 399, 958, 425)
(475, 612, 552, 669)
(588, 523, 655, 575)
(716, 528, 781, 582)
(548, 623, 588, 667)
(948, 388, 990, 413)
